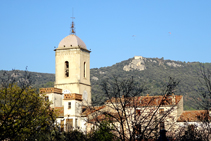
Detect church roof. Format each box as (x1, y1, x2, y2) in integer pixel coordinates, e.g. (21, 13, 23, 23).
(58, 34, 86, 49)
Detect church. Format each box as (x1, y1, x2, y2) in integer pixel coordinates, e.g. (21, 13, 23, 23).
(39, 21, 91, 132)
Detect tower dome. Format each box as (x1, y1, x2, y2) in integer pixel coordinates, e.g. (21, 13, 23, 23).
(58, 34, 87, 49)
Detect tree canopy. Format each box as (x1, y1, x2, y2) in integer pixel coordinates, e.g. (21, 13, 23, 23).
(0, 70, 56, 140)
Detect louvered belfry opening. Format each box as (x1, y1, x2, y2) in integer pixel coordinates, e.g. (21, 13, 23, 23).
(65, 61, 69, 77)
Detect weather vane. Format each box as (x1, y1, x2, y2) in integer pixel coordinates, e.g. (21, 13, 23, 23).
(70, 8, 75, 34)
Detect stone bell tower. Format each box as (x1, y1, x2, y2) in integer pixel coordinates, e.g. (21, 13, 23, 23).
(54, 20, 91, 106)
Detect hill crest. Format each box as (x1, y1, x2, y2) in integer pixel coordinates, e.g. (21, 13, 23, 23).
(1, 56, 209, 110)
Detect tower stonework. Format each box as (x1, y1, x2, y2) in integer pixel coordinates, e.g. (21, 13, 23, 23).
(54, 34, 91, 106)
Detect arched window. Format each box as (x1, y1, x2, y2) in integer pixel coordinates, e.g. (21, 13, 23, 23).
(65, 61, 69, 77)
(84, 62, 86, 78)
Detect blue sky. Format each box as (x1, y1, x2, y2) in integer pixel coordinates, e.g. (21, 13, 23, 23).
(0, 0, 211, 73)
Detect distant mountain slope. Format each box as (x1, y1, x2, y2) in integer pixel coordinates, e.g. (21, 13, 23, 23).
(2, 56, 211, 110)
(90, 56, 211, 110)
(0, 70, 55, 90)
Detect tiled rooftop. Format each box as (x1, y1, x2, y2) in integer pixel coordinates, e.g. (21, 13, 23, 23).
(82, 105, 106, 116)
(105, 95, 183, 107)
(88, 112, 124, 123)
(177, 110, 211, 122)
(63, 93, 82, 101)
(137, 95, 182, 106)
(39, 87, 62, 94)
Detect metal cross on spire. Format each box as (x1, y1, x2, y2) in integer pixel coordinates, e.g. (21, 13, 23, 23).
(70, 9, 75, 34)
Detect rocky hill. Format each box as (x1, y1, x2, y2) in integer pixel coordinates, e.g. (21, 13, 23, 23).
(91, 56, 210, 110)
(1, 56, 211, 110)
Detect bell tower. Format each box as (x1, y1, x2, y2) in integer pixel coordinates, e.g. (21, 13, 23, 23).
(54, 20, 91, 105)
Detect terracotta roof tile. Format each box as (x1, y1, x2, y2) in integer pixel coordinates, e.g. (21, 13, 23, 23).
(177, 110, 211, 122)
(82, 105, 106, 116)
(137, 95, 182, 106)
(39, 87, 62, 94)
(105, 96, 134, 104)
(106, 95, 182, 107)
(88, 112, 124, 123)
(63, 93, 82, 101)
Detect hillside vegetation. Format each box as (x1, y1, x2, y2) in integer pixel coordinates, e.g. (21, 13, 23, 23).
(2, 56, 210, 110)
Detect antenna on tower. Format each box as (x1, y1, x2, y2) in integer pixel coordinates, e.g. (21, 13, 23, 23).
(70, 8, 75, 34)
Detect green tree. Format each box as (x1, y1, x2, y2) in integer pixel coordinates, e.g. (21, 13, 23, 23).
(89, 121, 114, 141)
(0, 70, 56, 140)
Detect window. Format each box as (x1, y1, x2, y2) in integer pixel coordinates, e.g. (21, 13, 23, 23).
(65, 61, 69, 77)
(68, 102, 71, 109)
(65, 61, 69, 68)
(84, 62, 86, 78)
(45, 96, 49, 101)
(159, 108, 164, 115)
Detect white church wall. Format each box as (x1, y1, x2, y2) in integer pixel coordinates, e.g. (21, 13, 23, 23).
(79, 50, 90, 85)
(80, 117, 87, 133)
(63, 100, 82, 117)
(44, 93, 62, 108)
(64, 100, 74, 117)
(54, 94, 62, 107)
(55, 49, 81, 85)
